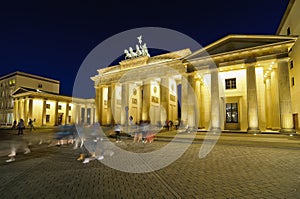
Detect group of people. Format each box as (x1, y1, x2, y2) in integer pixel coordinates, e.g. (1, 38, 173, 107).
(115, 119, 156, 144)
(132, 121, 155, 143)
(164, 119, 181, 131)
(75, 123, 114, 164)
(12, 118, 36, 135)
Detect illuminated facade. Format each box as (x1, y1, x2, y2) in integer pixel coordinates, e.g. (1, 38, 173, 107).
(0, 71, 59, 125)
(12, 89, 96, 126)
(92, 35, 297, 133)
(0, 71, 96, 126)
(277, 0, 300, 131)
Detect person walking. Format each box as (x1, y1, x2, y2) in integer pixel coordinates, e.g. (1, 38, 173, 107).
(12, 120, 17, 129)
(17, 119, 25, 136)
(28, 118, 35, 131)
(115, 123, 122, 143)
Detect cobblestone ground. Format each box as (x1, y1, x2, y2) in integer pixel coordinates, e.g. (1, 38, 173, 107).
(0, 130, 300, 198)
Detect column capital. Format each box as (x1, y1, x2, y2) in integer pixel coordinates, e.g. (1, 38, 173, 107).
(244, 57, 256, 64)
(276, 57, 290, 63)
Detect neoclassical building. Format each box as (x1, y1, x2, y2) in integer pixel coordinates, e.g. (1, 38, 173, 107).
(277, 0, 300, 132)
(92, 34, 297, 133)
(0, 71, 96, 127)
(12, 87, 96, 126)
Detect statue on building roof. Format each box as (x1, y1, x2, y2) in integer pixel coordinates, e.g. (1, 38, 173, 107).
(129, 47, 137, 58)
(124, 35, 150, 59)
(124, 49, 132, 59)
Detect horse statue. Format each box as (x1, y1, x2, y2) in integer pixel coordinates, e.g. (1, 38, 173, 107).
(129, 47, 137, 58)
(142, 43, 150, 57)
(124, 49, 132, 59)
(135, 45, 142, 56)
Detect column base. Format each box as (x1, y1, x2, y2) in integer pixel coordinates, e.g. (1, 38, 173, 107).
(247, 128, 261, 134)
(279, 128, 296, 134)
(209, 127, 221, 133)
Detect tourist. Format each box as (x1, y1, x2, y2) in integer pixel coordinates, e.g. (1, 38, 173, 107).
(12, 120, 17, 129)
(28, 118, 35, 131)
(5, 137, 31, 163)
(17, 119, 25, 136)
(114, 123, 122, 143)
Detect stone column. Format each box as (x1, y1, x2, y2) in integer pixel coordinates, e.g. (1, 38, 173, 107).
(24, 98, 28, 125)
(42, 100, 47, 126)
(246, 65, 260, 133)
(13, 99, 18, 122)
(107, 85, 113, 125)
(195, 79, 202, 128)
(181, 75, 188, 126)
(65, 103, 69, 125)
(277, 58, 294, 133)
(121, 83, 129, 125)
(265, 78, 272, 129)
(187, 74, 196, 128)
(54, 101, 58, 126)
(160, 78, 169, 125)
(210, 69, 221, 131)
(28, 98, 33, 120)
(84, 105, 88, 125)
(96, 86, 103, 124)
(142, 81, 150, 122)
(90, 106, 94, 125)
(76, 104, 81, 124)
(270, 68, 281, 130)
(19, 99, 24, 120)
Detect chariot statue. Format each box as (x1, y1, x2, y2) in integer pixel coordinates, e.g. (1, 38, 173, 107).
(123, 35, 150, 59)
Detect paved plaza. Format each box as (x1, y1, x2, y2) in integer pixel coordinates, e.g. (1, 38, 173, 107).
(0, 128, 300, 198)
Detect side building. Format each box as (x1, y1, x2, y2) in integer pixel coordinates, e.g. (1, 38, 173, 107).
(0, 71, 96, 127)
(277, 0, 300, 131)
(0, 71, 59, 125)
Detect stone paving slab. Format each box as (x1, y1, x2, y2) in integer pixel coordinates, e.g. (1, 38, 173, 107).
(0, 129, 300, 198)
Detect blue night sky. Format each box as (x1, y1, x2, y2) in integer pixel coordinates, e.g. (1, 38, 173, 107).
(0, 0, 289, 98)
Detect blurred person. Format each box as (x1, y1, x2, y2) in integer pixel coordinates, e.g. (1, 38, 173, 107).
(133, 123, 141, 143)
(5, 136, 31, 163)
(28, 118, 35, 131)
(12, 120, 17, 129)
(81, 123, 113, 164)
(141, 121, 149, 144)
(114, 123, 122, 143)
(17, 119, 25, 136)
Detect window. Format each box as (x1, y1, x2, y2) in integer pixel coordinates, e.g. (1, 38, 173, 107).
(46, 115, 50, 123)
(225, 78, 236, 89)
(69, 106, 71, 111)
(9, 79, 15, 86)
(46, 104, 50, 109)
(226, 103, 238, 123)
(38, 84, 43, 88)
(58, 105, 62, 110)
(290, 60, 294, 69)
(68, 116, 71, 123)
(292, 77, 295, 86)
(287, 27, 291, 35)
